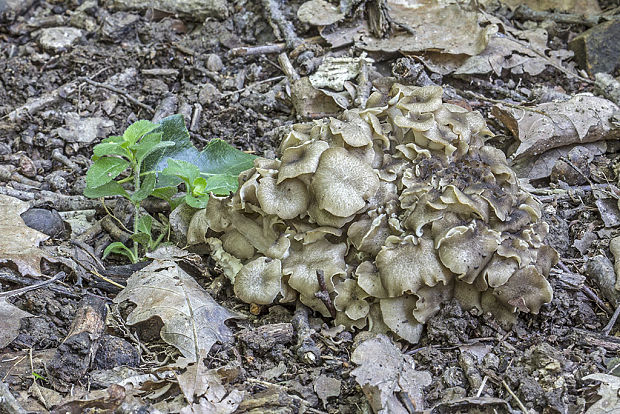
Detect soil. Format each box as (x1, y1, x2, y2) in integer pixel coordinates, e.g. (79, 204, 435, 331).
(1, 1, 619, 413)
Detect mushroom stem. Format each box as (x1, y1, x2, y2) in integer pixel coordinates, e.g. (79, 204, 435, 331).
(315, 269, 337, 318)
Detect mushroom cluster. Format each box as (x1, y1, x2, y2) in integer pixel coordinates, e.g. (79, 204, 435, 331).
(187, 84, 558, 343)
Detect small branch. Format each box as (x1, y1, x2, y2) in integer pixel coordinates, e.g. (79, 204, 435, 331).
(230, 44, 285, 57)
(514, 4, 605, 27)
(0, 272, 66, 299)
(77, 77, 155, 115)
(315, 270, 336, 318)
(502, 379, 529, 414)
(603, 303, 620, 336)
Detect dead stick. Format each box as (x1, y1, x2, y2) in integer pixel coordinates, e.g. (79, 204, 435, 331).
(78, 77, 155, 114)
(47, 295, 108, 391)
(315, 270, 336, 318)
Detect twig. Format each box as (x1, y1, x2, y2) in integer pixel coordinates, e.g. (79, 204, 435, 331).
(476, 375, 489, 397)
(0, 272, 66, 299)
(261, 0, 301, 49)
(603, 303, 620, 335)
(0, 380, 27, 414)
(315, 270, 336, 318)
(514, 4, 605, 27)
(220, 76, 286, 98)
(1, 81, 78, 122)
(0, 186, 35, 201)
(278, 53, 299, 82)
(230, 44, 285, 57)
(292, 302, 322, 365)
(502, 379, 529, 414)
(77, 77, 155, 114)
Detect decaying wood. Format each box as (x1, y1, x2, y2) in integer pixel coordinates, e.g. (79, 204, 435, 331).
(47, 295, 108, 391)
(237, 323, 294, 352)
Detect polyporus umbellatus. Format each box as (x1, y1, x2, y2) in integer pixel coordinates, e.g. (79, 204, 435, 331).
(187, 84, 557, 343)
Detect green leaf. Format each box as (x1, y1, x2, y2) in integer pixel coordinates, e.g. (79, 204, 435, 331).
(83, 181, 129, 199)
(123, 120, 160, 146)
(162, 159, 201, 186)
(101, 135, 124, 144)
(151, 186, 179, 203)
(93, 142, 130, 159)
(185, 193, 209, 209)
(86, 157, 129, 188)
(130, 173, 156, 203)
(205, 175, 239, 196)
(137, 214, 153, 235)
(142, 115, 256, 193)
(192, 177, 207, 196)
(130, 232, 151, 247)
(134, 135, 175, 166)
(103, 242, 137, 263)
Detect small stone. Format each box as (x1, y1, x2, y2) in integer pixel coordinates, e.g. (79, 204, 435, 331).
(102, 12, 140, 41)
(19, 155, 37, 178)
(585, 255, 620, 305)
(198, 82, 221, 105)
(45, 171, 68, 192)
(94, 335, 140, 369)
(568, 20, 620, 76)
(205, 53, 223, 72)
(55, 112, 115, 145)
(21, 208, 65, 237)
(38, 27, 83, 52)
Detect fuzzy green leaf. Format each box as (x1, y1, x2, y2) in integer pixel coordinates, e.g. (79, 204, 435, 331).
(93, 142, 130, 159)
(103, 242, 137, 263)
(205, 175, 239, 196)
(123, 120, 160, 146)
(86, 157, 129, 188)
(83, 181, 129, 199)
(142, 115, 256, 194)
(185, 193, 209, 209)
(130, 173, 156, 203)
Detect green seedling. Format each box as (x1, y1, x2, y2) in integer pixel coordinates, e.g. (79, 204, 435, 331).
(84, 115, 257, 263)
(84, 120, 175, 263)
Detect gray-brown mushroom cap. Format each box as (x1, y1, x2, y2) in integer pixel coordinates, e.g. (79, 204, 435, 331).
(257, 177, 310, 220)
(311, 147, 380, 217)
(277, 140, 329, 184)
(234, 257, 282, 305)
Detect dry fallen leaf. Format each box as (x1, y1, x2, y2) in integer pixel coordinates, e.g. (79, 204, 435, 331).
(0, 297, 33, 348)
(583, 373, 620, 414)
(114, 260, 236, 362)
(176, 357, 244, 413)
(356, 0, 494, 56)
(0, 195, 50, 276)
(351, 334, 432, 413)
(493, 94, 620, 160)
(455, 30, 565, 77)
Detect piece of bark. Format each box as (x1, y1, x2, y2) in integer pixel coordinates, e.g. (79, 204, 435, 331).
(237, 323, 294, 353)
(47, 295, 107, 391)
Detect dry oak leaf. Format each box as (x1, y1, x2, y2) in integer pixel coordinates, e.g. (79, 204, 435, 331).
(114, 259, 236, 362)
(0, 195, 50, 276)
(493, 94, 620, 160)
(351, 334, 432, 413)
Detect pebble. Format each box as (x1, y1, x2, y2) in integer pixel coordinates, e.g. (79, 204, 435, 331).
(38, 27, 83, 52)
(205, 53, 223, 72)
(21, 208, 65, 237)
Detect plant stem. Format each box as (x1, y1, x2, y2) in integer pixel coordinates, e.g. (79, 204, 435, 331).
(133, 161, 140, 260)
